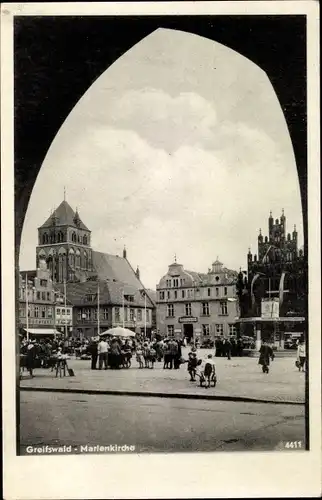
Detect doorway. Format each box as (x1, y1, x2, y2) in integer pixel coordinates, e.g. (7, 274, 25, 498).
(183, 324, 194, 342)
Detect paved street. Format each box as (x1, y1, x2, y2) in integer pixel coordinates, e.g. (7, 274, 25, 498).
(20, 349, 305, 403)
(19, 392, 305, 454)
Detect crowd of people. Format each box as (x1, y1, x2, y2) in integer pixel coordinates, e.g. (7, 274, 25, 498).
(19, 333, 306, 379)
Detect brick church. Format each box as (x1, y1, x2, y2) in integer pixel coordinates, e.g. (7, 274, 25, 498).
(32, 198, 156, 338)
(236, 210, 306, 345)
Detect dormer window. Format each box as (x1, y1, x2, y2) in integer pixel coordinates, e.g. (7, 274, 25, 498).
(124, 294, 134, 302)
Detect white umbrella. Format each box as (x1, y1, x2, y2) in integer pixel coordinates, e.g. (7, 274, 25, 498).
(99, 327, 136, 338)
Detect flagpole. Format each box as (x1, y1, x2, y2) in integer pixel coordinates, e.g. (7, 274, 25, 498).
(144, 291, 147, 339)
(64, 280, 67, 339)
(122, 289, 125, 328)
(26, 273, 29, 342)
(97, 283, 100, 336)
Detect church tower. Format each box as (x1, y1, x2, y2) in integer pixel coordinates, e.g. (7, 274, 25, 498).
(36, 199, 93, 283)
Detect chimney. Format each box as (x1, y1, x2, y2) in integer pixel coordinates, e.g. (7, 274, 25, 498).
(123, 246, 127, 259)
(135, 266, 140, 280)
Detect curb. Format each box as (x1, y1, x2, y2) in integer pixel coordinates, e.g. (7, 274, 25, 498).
(20, 386, 304, 406)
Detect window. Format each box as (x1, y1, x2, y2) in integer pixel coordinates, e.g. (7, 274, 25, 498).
(167, 291, 171, 299)
(34, 306, 39, 318)
(145, 309, 149, 322)
(41, 307, 46, 318)
(85, 294, 95, 302)
(215, 324, 224, 335)
(115, 307, 120, 322)
(130, 309, 135, 321)
(103, 308, 108, 320)
(167, 325, 174, 336)
(77, 310, 82, 320)
(224, 287, 228, 296)
(124, 294, 134, 302)
(93, 309, 98, 320)
(173, 278, 179, 287)
(84, 309, 90, 320)
(57, 308, 61, 315)
(215, 287, 219, 297)
(220, 301, 228, 315)
(229, 324, 237, 336)
(202, 324, 210, 336)
(167, 304, 174, 317)
(182, 290, 185, 299)
(40, 279, 47, 287)
(208, 288, 211, 297)
(159, 291, 165, 300)
(47, 307, 53, 318)
(19, 306, 25, 317)
(62, 308, 66, 315)
(202, 302, 209, 315)
(180, 278, 185, 286)
(174, 290, 178, 299)
(166, 279, 171, 287)
(185, 303, 192, 316)
(187, 289, 193, 298)
(41, 292, 46, 301)
(37, 291, 41, 300)
(124, 308, 128, 321)
(47, 292, 50, 300)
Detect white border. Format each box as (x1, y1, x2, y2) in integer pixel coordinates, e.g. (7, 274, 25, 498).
(1, 2, 321, 499)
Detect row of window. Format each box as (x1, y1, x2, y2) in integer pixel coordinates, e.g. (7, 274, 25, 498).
(166, 301, 228, 317)
(166, 324, 237, 336)
(20, 289, 53, 302)
(166, 278, 186, 288)
(159, 286, 229, 301)
(77, 307, 150, 322)
(20, 305, 53, 319)
(41, 232, 89, 245)
(19, 306, 72, 318)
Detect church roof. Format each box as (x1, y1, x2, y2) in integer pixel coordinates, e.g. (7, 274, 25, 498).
(92, 251, 142, 288)
(55, 280, 154, 308)
(39, 200, 90, 231)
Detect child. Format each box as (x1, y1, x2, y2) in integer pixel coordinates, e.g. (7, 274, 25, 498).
(136, 344, 144, 369)
(187, 350, 198, 381)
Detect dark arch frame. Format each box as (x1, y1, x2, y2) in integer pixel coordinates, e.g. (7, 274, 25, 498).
(14, 14, 308, 450)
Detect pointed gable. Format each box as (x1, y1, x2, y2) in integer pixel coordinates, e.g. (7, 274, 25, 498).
(39, 200, 90, 231)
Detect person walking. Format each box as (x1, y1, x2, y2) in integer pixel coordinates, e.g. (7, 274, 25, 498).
(224, 339, 232, 360)
(26, 340, 37, 377)
(258, 339, 274, 374)
(296, 339, 306, 372)
(98, 337, 108, 370)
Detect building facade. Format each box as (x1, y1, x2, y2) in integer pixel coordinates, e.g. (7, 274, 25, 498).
(18, 259, 73, 336)
(236, 210, 306, 347)
(156, 259, 239, 341)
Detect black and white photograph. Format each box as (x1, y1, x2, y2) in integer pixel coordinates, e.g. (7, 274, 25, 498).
(1, 2, 321, 499)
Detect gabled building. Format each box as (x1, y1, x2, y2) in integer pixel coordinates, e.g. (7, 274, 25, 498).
(18, 259, 73, 337)
(156, 258, 239, 341)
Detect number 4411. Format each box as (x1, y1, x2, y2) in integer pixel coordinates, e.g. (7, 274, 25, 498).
(285, 441, 302, 449)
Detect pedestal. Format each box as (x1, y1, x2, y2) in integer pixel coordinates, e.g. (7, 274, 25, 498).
(255, 328, 261, 351)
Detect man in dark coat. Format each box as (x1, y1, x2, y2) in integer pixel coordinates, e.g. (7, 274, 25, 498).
(258, 340, 274, 373)
(174, 340, 182, 369)
(89, 340, 98, 370)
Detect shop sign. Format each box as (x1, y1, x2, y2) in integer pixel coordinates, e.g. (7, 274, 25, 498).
(178, 317, 198, 323)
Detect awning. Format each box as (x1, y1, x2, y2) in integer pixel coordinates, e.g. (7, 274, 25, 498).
(23, 328, 61, 335)
(237, 317, 305, 323)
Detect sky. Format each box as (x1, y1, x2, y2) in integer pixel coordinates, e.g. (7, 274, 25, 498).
(19, 28, 303, 290)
